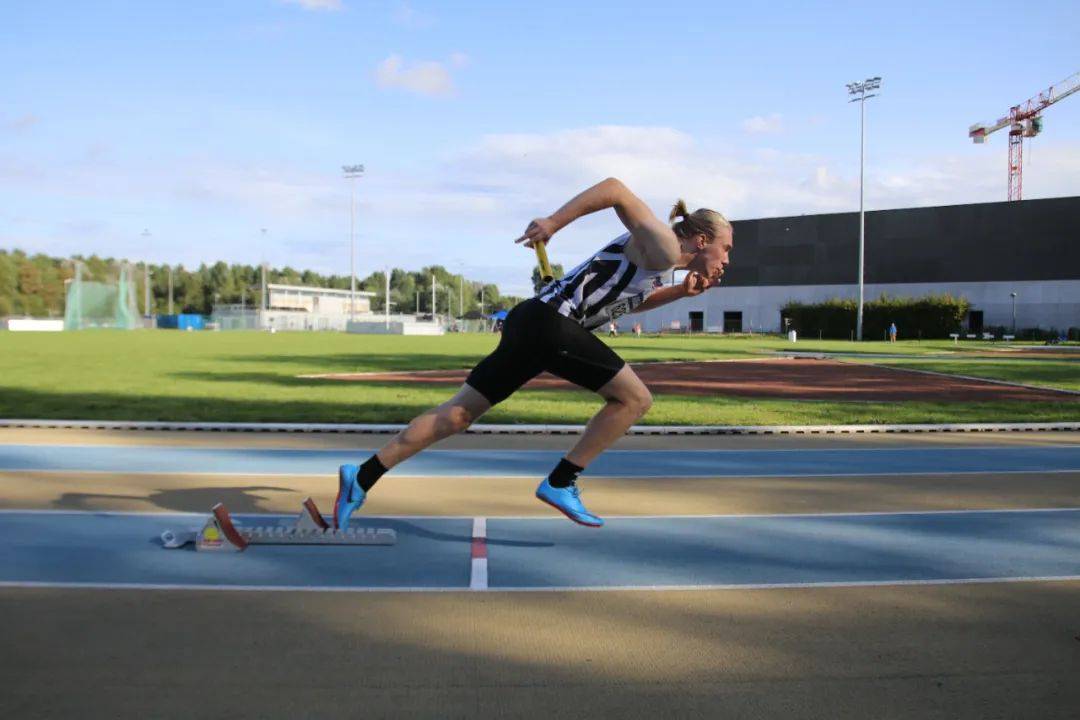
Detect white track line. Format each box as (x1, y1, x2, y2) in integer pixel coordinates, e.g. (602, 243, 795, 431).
(2, 419, 1078, 435)
(854, 361, 1080, 396)
(1, 575, 1078, 594)
(469, 517, 488, 591)
(4, 468, 1076, 480)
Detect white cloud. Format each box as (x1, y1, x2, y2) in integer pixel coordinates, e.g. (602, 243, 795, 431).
(375, 54, 457, 98)
(280, 0, 342, 11)
(741, 113, 783, 134)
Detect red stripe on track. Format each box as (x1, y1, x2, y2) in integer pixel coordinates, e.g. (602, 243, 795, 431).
(471, 536, 487, 559)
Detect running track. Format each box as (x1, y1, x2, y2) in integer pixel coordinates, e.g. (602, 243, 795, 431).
(2, 442, 1079, 592)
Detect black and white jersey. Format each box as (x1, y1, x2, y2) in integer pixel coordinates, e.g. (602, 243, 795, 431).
(537, 233, 666, 331)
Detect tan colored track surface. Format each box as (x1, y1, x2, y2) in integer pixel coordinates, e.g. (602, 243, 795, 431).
(4, 470, 1080, 517)
(3, 583, 1078, 719)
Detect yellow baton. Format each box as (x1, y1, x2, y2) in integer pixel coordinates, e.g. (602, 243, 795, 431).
(534, 241, 554, 284)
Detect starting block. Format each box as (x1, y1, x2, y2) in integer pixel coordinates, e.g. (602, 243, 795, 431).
(161, 497, 396, 552)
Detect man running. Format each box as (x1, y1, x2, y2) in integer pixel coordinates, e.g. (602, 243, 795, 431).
(335, 177, 732, 528)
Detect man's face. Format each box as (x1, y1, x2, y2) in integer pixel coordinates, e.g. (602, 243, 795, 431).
(689, 229, 733, 280)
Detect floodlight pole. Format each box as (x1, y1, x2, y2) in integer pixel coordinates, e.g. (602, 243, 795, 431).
(343, 164, 365, 321)
(260, 229, 269, 318)
(141, 229, 151, 317)
(431, 275, 436, 323)
(167, 265, 174, 315)
(847, 76, 881, 342)
(1010, 292, 1018, 333)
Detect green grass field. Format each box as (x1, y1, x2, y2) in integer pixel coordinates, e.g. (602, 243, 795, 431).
(0, 330, 1075, 425)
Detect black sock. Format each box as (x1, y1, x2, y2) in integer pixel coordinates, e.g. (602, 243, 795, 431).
(548, 458, 584, 488)
(357, 454, 388, 492)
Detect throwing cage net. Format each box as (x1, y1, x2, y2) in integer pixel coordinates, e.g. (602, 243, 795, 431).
(64, 263, 140, 330)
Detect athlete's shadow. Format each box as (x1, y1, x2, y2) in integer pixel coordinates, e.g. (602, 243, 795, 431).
(52, 490, 554, 549)
(53, 486, 295, 514)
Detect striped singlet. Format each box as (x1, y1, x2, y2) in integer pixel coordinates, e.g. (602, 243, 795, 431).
(537, 233, 666, 331)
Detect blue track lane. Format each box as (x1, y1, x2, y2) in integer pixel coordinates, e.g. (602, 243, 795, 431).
(2, 444, 1079, 477)
(1, 509, 1078, 591)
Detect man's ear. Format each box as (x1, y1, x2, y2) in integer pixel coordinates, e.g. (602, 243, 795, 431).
(696, 233, 708, 251)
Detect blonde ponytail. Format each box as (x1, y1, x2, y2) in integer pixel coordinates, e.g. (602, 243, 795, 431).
(669, 199, 731, 242)
(669, 199, 690, 223)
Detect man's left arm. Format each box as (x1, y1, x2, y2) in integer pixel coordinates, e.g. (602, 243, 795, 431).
(632, 272, 717, 314)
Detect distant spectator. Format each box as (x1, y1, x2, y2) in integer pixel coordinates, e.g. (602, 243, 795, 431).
(608, 321, 618, 337)
(889, 322, 897, 342)
(633, 322, 642, 338)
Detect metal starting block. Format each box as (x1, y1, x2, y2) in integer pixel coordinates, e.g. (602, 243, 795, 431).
(161, 497, 396, 552)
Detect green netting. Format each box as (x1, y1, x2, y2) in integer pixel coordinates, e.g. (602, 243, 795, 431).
(64, 265, 139, 330)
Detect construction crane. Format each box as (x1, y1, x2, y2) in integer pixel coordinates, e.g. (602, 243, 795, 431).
(969, 71, 1080, 200)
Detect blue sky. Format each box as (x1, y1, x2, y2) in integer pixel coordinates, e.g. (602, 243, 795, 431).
(2, 0, 1078, 295)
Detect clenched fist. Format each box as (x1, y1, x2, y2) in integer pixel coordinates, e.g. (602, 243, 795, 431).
(683, 271, 719, 297)
(515, 217, 558, 248)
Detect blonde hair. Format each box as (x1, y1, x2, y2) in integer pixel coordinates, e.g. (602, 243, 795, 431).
(669, 199, 731, 242)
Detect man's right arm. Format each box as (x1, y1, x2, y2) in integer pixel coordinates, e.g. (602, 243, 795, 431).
(516, 179, 680, 270)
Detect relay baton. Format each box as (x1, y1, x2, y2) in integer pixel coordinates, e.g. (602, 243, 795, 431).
(534, 241, 554, 284)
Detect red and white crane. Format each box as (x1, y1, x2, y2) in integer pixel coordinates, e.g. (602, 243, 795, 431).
(969, 71, 1080, 201)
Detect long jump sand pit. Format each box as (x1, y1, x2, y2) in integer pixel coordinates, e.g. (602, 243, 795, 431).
(306, 357, 1076, 402)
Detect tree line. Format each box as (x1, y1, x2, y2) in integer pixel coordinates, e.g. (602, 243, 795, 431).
(0, 248, 536, 319)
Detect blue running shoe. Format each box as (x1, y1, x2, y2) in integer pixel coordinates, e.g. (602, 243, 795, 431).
(535, 478, 604, 527)
(334, 464, 366, 530)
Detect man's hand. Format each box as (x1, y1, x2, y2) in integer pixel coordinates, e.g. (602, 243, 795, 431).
(515, 217, 559, 248)
(683, 271, 719, 297)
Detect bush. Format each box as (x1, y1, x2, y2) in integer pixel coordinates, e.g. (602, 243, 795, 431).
(782, 294, 970, 340)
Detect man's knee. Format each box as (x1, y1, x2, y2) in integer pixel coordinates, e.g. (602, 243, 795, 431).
(633, 387, 653, 417)
(612, 386, 651, 418)
(438, 403, 476, 434)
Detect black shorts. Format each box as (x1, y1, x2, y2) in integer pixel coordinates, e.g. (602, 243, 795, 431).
(466, 299, 626, 405)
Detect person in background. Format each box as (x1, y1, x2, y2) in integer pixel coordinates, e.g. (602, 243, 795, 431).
(889, 322, 898, 342)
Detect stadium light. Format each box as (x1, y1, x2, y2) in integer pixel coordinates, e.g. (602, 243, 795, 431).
(140, 229, 151, 317)
(343, 164, 365, 321)
(847, 75, 882, 341)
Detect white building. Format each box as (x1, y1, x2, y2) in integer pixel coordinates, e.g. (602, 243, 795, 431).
(211, 283, 376, 331)
(210, 283, 445, 334)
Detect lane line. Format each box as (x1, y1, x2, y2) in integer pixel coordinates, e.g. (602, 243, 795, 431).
(4, 419, 1079, 434)
(470, 517, 488, 591)
(5, 468, 1079, 481)
(854, 360, 1080, 397)
(2, 575, 1078, 594)
(3, 443, 1079, 454)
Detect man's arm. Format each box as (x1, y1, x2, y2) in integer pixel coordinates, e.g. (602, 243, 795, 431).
(632, 284, 687, 314)
(632, 272, 717, 314)
(516, 178, 680, 270)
